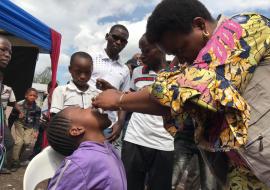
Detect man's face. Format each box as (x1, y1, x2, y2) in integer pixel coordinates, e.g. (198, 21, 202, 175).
(0, 38, 12, 69)
(106, 27, 129, 56)
(139, 38, 163, 68)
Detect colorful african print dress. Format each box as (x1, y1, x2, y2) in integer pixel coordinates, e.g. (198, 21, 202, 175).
(151, 13, 270, 189)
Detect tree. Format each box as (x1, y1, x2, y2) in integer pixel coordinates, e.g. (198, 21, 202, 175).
(33, 66, 52, 84)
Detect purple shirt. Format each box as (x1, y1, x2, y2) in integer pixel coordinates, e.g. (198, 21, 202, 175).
(48, 141, 127, 190)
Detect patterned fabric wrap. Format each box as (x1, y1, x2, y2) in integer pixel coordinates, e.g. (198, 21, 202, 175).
(227, 165, 269, 190)
(151, 13, 270, 151)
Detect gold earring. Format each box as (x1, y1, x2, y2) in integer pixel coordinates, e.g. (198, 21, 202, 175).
(202, 30, 210, 41)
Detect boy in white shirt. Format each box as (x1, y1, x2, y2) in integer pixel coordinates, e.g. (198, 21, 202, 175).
(51, 52, 97, 114)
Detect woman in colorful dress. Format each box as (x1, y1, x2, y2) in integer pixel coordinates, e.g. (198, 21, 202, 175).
(93, 0, 270, 189)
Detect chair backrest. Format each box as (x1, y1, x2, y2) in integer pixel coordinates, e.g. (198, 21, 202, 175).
(23, 146, 65, 190)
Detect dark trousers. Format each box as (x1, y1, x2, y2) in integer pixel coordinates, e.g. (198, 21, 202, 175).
(122, 141, 174, 190)
(31, 126, 44, 159)
(3, 126, 14, 167)
(172, 138, 220, 190)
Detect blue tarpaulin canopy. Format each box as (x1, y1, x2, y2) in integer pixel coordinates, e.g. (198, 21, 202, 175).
(0, 0, 53, 53)
(0, 0, 61, 100)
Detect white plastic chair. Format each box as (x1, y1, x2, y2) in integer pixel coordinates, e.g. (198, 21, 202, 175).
(23, 146, 65, 190)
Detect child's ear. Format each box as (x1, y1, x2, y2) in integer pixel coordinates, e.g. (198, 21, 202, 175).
(69, 125, 85, 137)
(68, 65, 72, 72)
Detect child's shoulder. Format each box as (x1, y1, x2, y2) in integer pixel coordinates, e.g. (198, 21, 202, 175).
(17, 100, 25, 105)
(69, 143, 113, 167)
(53, 84, 68, 93)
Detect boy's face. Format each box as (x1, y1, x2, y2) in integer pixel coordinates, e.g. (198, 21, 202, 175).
(66, 107, 111, 137)
(25, 90, 38, 103)
(0, 38, 12, 69)
(69, 56, 92, 87)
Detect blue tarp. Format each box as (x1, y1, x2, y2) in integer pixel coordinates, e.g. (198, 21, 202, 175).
(0, 0, 52, 53)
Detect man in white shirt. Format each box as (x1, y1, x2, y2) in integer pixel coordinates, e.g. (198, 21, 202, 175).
(89, 24, 130, 143)
(122, 34, 174, 190)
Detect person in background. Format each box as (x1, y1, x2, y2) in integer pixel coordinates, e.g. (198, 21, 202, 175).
(47, 107, 126, 190)
(0, 36, 13, 174)
(89, 24, 130, 151)
(121, 56, 141, 140)
(0, 71, 21, 174)
(122, 34, 174, 190)
(11, 88, 41, 171)
(31, 81, 58, 158)
(126, 58, 140, 77)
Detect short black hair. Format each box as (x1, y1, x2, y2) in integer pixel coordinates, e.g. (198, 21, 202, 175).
(109, 24, 129, 34)
(47, 110, 77, 156)
(26, 87, 38, 95)
(146, 0, 214, 43)
(48, 81, 58, 88)
(70, 51, 93, 66)
(126, 58, 138, 67)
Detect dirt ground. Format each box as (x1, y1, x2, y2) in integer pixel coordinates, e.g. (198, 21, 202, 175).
(0, 167, 184, 190)
(0, 167, 48, 190)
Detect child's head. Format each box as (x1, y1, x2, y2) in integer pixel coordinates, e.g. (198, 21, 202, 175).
(69, 52, 93, 88)
(0, 36, 12, 70)
(139, 34, 165, 70)
(47, 107, 111, 156)
(47, 81, 58, 94)
(25, 88, 38, 103)
(126, 58, 138, 76)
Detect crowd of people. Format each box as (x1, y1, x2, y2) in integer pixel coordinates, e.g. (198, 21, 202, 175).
(0, 0, 270, 189)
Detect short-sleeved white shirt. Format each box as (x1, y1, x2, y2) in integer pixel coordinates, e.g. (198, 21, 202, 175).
(124, 66, 174, 151)
(1, 85, 16, 109)
(89, 50, 130, 91)
(50, 81, 98, 114)
(88, 50, 130, 123)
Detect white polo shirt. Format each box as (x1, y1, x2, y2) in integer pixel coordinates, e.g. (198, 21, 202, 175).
(124, 66, 174, 151)
(1, 84, 16, 109)
(50, 81, 98, 114)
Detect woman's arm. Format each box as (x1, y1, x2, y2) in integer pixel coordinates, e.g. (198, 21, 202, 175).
(92, 88, 170, 116)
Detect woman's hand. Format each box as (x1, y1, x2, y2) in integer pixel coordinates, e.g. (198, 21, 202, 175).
(92, 89, 122, 111)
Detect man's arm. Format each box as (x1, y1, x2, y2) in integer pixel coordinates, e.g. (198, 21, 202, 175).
(107, 110, 126, 142)
(107, 68, 130, 142)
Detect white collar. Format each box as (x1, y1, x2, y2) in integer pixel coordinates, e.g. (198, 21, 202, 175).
(148, 70, 157, 75)
(67, 80, 95, 94)
(100, 49, 122, 65)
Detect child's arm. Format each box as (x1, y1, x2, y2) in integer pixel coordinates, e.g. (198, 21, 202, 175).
(107, 110, 126, 142)
(33, 107, 41, 130)
(50, 86, 65, 114)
